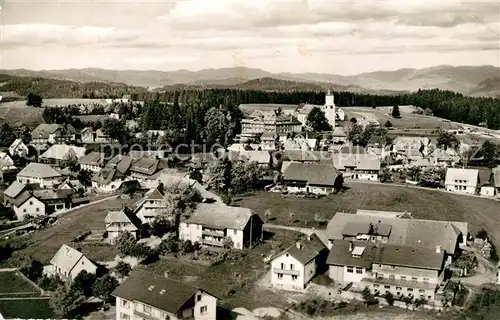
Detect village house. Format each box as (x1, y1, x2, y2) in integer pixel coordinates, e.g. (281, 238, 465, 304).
(112, 270, 218, 320)
(478, 168, 496, 197)
(492, 167, 500, 194)
(12, 192, 45, 220)
(133, 188, 169, 223)
(281, 161, 343, 194)
(95, 128, 113, 143)
(11, 187, 73, 220)
(281, 150, 329, 164)
(331, 127, 348, 145)
(240, 109, 302, 140)
(236, 150, 272, 169)
(156, 171, 223, 204)
(9, 138, 29, 158)
(91, 167, 125, 193)
(326, 212, 468, 264)
(293, 103, 316, 126)
(39, 144, 87, 167)
(129, 156, 168, 187)
(17, 163, 63, 188)
(80, 127, 95, 143)
(78, 151, 107, 172)
(58, 179, 84, 194)
(105, 207, 142, 244)
(327, 240, 446, 301)
(335, 149, 381, 181)
(270, 234, 328, 291)
(129, 150, 168, 160)
(30, 123, 76, 150)
(179, 203, 263, 250)
(0, 152, 18, 182)
(3, 181, 28, 206)
(444, 168, 479, 195)
(49, 244, 98, 282)
(280, 132, 318, 151)
(259, 132, 280, 151)
(429, 148, 461, 167)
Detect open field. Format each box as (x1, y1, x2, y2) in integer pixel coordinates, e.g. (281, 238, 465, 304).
(0, 106, 43, 127)
(0, 98, 109, 108)
(0, 271, 39, 296)
(0, 197, 134, 267)
(0, 299, 53, 319)
(142, 228, 303, 310)
(236, 183, 500, 248)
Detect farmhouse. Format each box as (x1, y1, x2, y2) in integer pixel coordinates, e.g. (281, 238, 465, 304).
(392, 137, 432, 157)
(113, 270, 218, 320)
(293, 103, 316, 126)
(91, 167, 125, 193)
(478, 168, 496, 197)
(179, 203, 263, 250)
(280, 132, 318, 151)
(30, 123, 76, 150)
(94, 128, 112, 143)
(281, 161, 343, 194)
(129, 156, 168, 186)
(331, 127, 347, 144)
(49, 244, 98, 282)
(78, 151, 106, 172)
(105, 207, 142, 244)
(80, 127, 95, 143)
(444, 168, 479, 195)
(3, 181, 28, 206)
(259, 132, 279, 151)
(58, 179, 84, 194)
(270, 234, 328, 291)
(281, 150, 328, 163)
(39, 144, 86, 166)
(17, 163, 63, 188)
(429, 148, 461, 167)
(0, 153, 18, 182)
(326, 212, 468, 262)
(12, 193, 45, 220)
(9, 138, 29, 157)
(327, 240, 445, 301)
(335, 152, 381, 181)
(134, 188, 169, 223)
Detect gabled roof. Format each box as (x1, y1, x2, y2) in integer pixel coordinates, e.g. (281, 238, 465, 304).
(281, 150, 328, 162)
(33, 189, 73, 201)
(275, 234, 327, 265)
(9, 138, 27, 151)
(282, 161, 342, 186)
(40, 144, 86, 161)
(326, 239, 445, 271)
(105, 154, 133, 174)
(336, 153, 380, 171)
(31, 124, 75, 139)
(478, 168, 494, 187)
(12, 191, 40, 208)
(239, 150, 271, 164)
(112, 269, 216, 315)
(17, 163, 62, 179)
(185, 203, 261, 230)
(78, 151, 106, 166)
(4, 181, 26, 199)
(130, 157, 159, 175)
(91, 167, 123, 185)
(105, 207, 142, 230)
(50, 244, 96, 272)
(444, 168, 479, 187)
(340, 146, 366, 154)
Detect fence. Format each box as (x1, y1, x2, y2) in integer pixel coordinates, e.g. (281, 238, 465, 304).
(11, 269, 54, 297)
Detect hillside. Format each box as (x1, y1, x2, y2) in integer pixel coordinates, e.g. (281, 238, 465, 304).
(3, 65, 499, 96)
(469, 77, 500, 98)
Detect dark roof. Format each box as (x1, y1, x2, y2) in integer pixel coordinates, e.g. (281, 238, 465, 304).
(105, 155, 133, 174)
(91, 168, 123, 184)
(78, 151, 106, 166)
(185, 203, 262, 230)
(282, 161, 341, 186)
(326, 239, 445, 270)
(12, 191, 37, 207)
(281, 150, 328, 162)
(478, 168, 494, 187)
(112, 270, 212, 314)
(277, 234, 327, 265)
(130, 157, 160, 175)
(4, 181, 26, 199)
(342, 221, 392, 237)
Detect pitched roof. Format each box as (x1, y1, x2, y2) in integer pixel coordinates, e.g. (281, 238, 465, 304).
(185, 203, 260, 230)
(335, 153, 381, 171)
(78, 151, 106, 166)
(105, 207, 141, 230)
(12, 191, 40, 208)
(50, 244, 95, 271)
(295, 103, 316, 115)
(33, 189, 73, 201)
(444, 168, 479, 187)
(9, 138, 27, 151)
(130, 157, 159, 175)
(478, 168, 494, 187)
(340, 146, 366, 154)
(326, 212, 467, 255)
(281, 150, 329, 162)
(17, 163, 62, 179)
(4, 181, 26, 199)
(326, 239, 445, 271)
(40, 144, 86, 161)
(91, 167, 123, 185)
(105, 154, 133, 174)
(112, 269, 213, 314)
(31, 124, 75, 139)
(276, 234, 327, 265)
(282, 161, 342, 186)
(239, 150, 271, 164)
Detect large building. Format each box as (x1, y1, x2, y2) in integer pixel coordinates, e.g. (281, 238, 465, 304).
(240, 111, 302, 140)
(323, 90, 336, 129)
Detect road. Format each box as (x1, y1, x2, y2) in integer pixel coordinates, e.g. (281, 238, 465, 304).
(264, 223, 329, 247)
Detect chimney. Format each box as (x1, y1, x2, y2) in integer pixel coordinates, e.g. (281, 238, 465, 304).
(349, 241, 353, 252)
(296, 242, 302, 249)
(436, 245, 441, 254)
(164, 271, 169, 278)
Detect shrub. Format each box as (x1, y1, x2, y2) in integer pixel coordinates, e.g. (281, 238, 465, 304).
(361, 287, 379, 306)
(182, 240, 194, 253)
(383, 292, 395, 306)
(115, 261, 131, 278)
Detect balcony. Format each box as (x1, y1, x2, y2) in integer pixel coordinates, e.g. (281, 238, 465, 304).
(273, 268, 300, 276)
(133, 309, 155, 320)
(202, 229, 225, 237)
(200, 238, 224, 247)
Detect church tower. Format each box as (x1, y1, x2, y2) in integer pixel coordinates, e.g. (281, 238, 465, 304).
(323, 89, 336, 128)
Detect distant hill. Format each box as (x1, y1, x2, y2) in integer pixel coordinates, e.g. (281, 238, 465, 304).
(469, 77, 500, 98)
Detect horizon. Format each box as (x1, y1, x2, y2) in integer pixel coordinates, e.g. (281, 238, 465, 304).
(1, 0, 499, 74)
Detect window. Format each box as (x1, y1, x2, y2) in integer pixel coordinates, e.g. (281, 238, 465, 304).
(428, 295, 431, 299)
(407, 288, 413, 292)
(120, 313, 130, 320)
(197, 294, 201, 301)
(396, 287, 402, 290)
(292, 275, 298, 281)
(419, 289, 425, 293)
(233, 229, 237, 235)
(23, 209, 26, 213)
(356, 268, 363, 274)
(412, 277, 418, 280)
(281, 263, 284, 269)
(290, 264, 294, 270)
(277, 274, 283, 279)
(423, 278, 429, 282)
(373, 284, 379, 288)
(400, 276, 406, 279)
(347, 267, 354, 273)
(29, 201, 33, 205)
(200, 306, 207, 314)
(384, 285, 390, 289)
(143, 305, 151, 314)
(36, 208, 40, 212)
(389, 275, 395, 279)
(120, 299, 129, 308)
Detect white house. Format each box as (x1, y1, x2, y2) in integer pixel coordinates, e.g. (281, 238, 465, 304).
(105, 207, 142, 244)
(336, 107, 346, 121)
(444, 168, 479, 195)
(30, 124, 76, 149)
(78, 151, 106, 172)
(336, 148, 381, 181)
(17, 163, 63, 188)
(281, 161, 343, 194)
(112, 270, 218, 320)
(134, 188, 168, 223)
(12, 193, 45, 220)
(179, 204, 263, 250)
(80, 127, 95, 143)
(39, 144, 86, 166)
(478, 169, 495, 197)
(49, 244, 98, 282)
(270, 234, 328, 291)
(91, 168, 125, 193)
(9, 139, 29, 157)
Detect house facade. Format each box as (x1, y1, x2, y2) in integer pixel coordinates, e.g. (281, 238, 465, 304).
(9, 139, 29, 157)
(78, 151, 106, 172)
(444, 168, 479, 195)
(80, 127, 95, 143)
(134, 188, 168, 223)
(105, 207, 142, 244)
(17, 163, 63, 188)
(30, 124, 76, 149)
(281, 161, 343, 194)
(13, 194, 45, 220)
(91, 168, 124, 193)
(336, 149, 381, 181)
(113, 270, 218, 320)
(50, 244, 97, 282)
(270, 235, 327, 291)
(179, 204, 263, 250)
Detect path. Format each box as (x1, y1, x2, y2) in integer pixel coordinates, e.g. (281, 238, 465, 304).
(264, 224, 329, 246)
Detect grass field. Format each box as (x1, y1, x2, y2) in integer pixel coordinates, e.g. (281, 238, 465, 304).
(0, 106, 43, 127)
(0, 271, 39, 295)
(142, 228, 302, 310)
(236, 182, 500, 248)
(0, 197, 133, 267)
(0, 98, 108, 108)
(0, 299, 53, 319)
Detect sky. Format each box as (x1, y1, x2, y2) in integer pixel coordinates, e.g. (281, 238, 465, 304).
(0, 0, 499, 75)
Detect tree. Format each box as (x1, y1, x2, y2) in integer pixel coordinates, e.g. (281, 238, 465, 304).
(102, 119, 128, 144)
(205, 156, 232, 194)
(361, 287, 378, 306)
(313, 213, 324, 227)
(77, 169, 92, 187)
(288, 212, 295, 225)
(115, 261, 131, 278)
(204, 105, 235, 147)
(50, 284, 85, 317)
(63, 148, 78, 169)
(116, 231, 137, 257)
(383, 292, 394, 306)
(20, 259, 44, 282)
(402, 296, 413, 310)
(130, 243, 154, 260)
(424, 108, 433, 116)
(26, 93, 43, 107)
(13, 123, 32, 143)
(223, 237, 234, 249)
(306, 107, 332, 131)
(350, 117, 357, 123)
(419, 168, 444, 188)
(157, 182, 165, 195)
(441, 291, 453, 309)
(230, 161, 266, 194)
(391, 105, 401, 118)
(72, 270, 96, 297)
(479, 140, 498, 168)
(0, 123, 16, 147)
(182, 240, 194, 253)
(413, 297, 426, 309)
(379, 168, 392, 183)
(92, 275, 119, 303)
(437, 130, 460, 150)
(384, 120, 392, 128)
